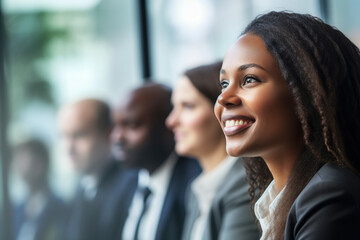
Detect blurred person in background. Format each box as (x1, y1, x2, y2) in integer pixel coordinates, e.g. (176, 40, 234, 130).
(58, 98, 138, 240)
(111, 83, 201, 240)
(166, 62, 259, 240)
(11, 138, 67, 240)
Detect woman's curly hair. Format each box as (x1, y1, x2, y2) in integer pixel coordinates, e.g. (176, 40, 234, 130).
(240, 11, 360, 239)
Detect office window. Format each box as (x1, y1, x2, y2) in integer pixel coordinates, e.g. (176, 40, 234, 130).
(3, 0, 142, 202)
(148, 0, 321, 86)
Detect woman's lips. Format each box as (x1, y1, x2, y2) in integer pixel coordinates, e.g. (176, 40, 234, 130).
(222, 119, 254, 136)
(173, 131, 183, 141)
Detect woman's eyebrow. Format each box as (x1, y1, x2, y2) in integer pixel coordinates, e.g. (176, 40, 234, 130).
(220, 63, 267, 75)
(238, 63, 266, 72)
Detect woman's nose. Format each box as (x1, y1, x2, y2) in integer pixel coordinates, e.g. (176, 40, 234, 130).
(166, 109, 177, 129)
(217, 86, 242, 107)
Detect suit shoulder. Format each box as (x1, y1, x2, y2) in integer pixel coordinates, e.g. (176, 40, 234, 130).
(299, 163, 360, 204)
(104, 161, 138, 183)
(286, 164, 360, 239)
(220, 158, 248, 194)
(213, 158, 250, 206)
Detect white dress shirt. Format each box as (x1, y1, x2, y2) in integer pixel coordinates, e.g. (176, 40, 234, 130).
(122, 153, 177, 240)
(190, 156, 238, 240)
(17, 191, 48, 240)
(254, 180, 285, 240)
(80, 175, 99, 200)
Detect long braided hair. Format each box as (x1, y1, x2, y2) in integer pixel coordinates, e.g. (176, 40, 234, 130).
(240, 11, 360, 239)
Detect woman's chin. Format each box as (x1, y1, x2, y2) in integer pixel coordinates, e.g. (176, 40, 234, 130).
(226, 143, 246, 157)
(226, 148, 241, 157)
(175, 144, 189, 156)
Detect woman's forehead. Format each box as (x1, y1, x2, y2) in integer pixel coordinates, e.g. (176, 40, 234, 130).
(221, 34, 278, 74)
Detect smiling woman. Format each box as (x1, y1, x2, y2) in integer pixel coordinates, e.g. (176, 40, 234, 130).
(216, 34, 303, 172)
(214, 11, 360, 240)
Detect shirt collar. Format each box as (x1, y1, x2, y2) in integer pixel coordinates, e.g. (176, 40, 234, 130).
(138, 152, 177, 194)
(81, 175, 98, 190)
(254, 180, 285, 220)
(25, 190, 48, 218)
(80, 175, 99, 199)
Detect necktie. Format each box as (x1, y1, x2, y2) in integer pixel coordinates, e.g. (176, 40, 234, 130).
(134, 186, 152, 240)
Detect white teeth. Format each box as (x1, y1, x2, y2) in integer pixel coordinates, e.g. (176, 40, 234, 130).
(225, 119, 251, 127)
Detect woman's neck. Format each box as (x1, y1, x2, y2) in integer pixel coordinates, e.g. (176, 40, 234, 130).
(262, 143, 305, 191)
(266, 158, 294, 191)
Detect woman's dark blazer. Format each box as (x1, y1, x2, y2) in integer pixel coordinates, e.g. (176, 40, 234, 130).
(285, 163, 360, 240)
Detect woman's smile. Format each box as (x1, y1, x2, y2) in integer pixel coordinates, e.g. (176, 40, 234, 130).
(221, 115, 255, 136)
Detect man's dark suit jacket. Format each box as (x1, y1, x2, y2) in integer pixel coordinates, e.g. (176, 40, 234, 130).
(285, 163, 360, 240)
(13, 191, 68, 240)
(66, 160, 138, 240)
(146, 155, 201, 240)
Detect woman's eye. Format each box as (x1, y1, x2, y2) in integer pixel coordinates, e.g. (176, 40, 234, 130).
(183, 102, 195, 109)
(242, 76, 260, 86)
(219, 80, 229, 89)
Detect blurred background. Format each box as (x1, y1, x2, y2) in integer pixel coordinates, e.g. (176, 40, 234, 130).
(1, 0, 360, 239)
